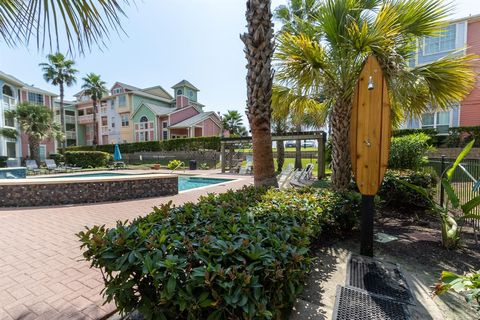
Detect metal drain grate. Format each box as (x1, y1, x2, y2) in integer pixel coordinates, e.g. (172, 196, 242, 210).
(333, 285, 411, 320)
(347, 255, 414, 305)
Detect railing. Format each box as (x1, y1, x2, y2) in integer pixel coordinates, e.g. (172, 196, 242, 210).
(78, 114, 94, 124)
(428, 157, 480, 227)
(65, 131, 76, 139)
(100, 107, 108, 114)
(55, 115, 76, 124)
(101, 126, 109, 134)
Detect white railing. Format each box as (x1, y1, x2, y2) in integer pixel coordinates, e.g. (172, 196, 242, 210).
(101, 126, 109, 134)
(100, 107, 108, 114)
(78, 114, 94, 124)
(56, 115, 76, 124)
(65, 131, 76, 139)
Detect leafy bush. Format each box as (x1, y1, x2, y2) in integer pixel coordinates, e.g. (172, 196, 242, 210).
(65, 151, 111, 168)
(167, 160, 184, 170)
(78, 186, 325, 319)
(378, 169, 438, 209)
(0, 156, 7, 168)
(199, 162, 209, 170)
(388, 133, 432, 170)
(49, 153, 65, 165)
(435, 270, 480, 310)
(447, 126, 480, 147)
(66, 137, 221, 153)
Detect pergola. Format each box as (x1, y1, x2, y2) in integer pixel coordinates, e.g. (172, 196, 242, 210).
(220, 131, 327, 179)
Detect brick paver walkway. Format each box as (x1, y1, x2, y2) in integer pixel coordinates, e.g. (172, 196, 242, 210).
(0, 175, 252, 320)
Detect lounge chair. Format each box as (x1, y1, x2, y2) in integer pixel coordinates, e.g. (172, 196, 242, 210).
(277, 164, 295, 189)
(239, 155, 253, 175)
(25, 160, 41, 175)
(290, 163, 315, 187)
(45, 159, 64, 173)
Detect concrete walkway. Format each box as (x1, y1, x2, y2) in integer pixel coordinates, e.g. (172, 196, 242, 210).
(0, 173, 252, 320)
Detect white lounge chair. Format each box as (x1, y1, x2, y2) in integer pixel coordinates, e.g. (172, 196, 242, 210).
(25, 160, 41, 175)
(277, 164, 295, 189)
(290, 163, 315, 187)
(239, 155, 253, 175)
(45, 159, 64, 173)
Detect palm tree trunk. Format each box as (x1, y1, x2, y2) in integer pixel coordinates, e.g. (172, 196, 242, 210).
(60, 82, 66, 152)
(92, 99, 98, 146)
(277, 140, 285, 172)
(331, 100, 352, 191)
(295, 124, 302, 170)
(241, 0, 277, 187)
(28, 136, 41, 165)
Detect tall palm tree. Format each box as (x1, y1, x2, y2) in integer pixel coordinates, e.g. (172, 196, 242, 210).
(81, 73, 107, 146)
(6, 103, 63, 164)
(0, 0, 131, 53)
(241, 0, 277, 188)
(39, 53, 77, 151)
(222, 110, 247, 136)
(275, 0, 477, 191)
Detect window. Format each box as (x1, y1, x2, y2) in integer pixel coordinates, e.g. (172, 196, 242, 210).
(162, 121, 168, 128)
(188, 90, 194, 98)
(39, 145, 46, 161)
(421, 111, 450, 134)
(121, 113, 129, 127)
(136, 116, 154, 142)
(28, 92, 44, 105)
(424, 24, 456, 55)
(101, 116, 108, 126)
(162, 121, 168, 140)
(118, 95, 126, 106)
(6, 142, 16, 158)
(2, 85, 13, 97)
(113, 88, 123, 94)
(4, 113, 14, 127)
(177, 89, 183, 96)
(163, 131, 168, 140)
(140, 116, 148, 123)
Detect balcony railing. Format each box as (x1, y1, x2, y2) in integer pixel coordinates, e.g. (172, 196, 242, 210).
(65, 131, 76, 140)
(78, 114, 94, 124)
(101, 126, 109, 134)
(55, 115, 76, 124)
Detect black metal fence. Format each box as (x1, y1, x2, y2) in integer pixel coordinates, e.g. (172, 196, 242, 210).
(427, 157, 480, 227)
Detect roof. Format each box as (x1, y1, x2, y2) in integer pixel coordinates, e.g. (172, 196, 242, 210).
(111, 82, 141, 92)
(171, 80, 199, 91)
(130, 90, 173, 103)
(22, 84, 57, 97)
(132, 102, 174, 118)
(0, 71, 24, 87)
(169, 112, 219, 128)
(142, 85, 173, 99)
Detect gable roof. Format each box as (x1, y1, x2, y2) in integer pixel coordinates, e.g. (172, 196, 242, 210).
(171, 80, 199, 91)
(142, 85, 173, 100)
(169, 112, 220, 128)
(130, 90, 173, 103)
(132, 102, 174, 118)
(0, 70, 24, 87)
(22, 84, 57, 97)
(111, 82, 141, 92)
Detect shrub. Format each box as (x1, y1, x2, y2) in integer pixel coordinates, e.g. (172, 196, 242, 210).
(447, 126, 480, 147)
(66, 137, 222, 153)
(78, 186, 322, 319)
(65, 151, 111, 168)
(389, 133, 432, 170)
(435, 270, 480, 310)
(49, 153, 65, 165)
(378, 169, 438, 209)
(199, 162, 209, 170)
(167, 159, 184, 170)
(0, 156, 7, 168)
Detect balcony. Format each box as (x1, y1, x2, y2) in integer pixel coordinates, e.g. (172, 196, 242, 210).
(78, 114, 94, 124)
(65, 131, 77, 140)
(55, 115, 76, 124)
(2, 96, 17, 110)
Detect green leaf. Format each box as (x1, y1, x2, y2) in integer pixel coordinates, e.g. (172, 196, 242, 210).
(166, 277, 176, 295)
(441, 179, 459, 209)
(446, 140, 475, 181)
(461, 196, 480, 215)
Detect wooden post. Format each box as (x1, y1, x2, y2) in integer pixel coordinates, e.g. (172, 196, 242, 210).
(220, 142, 226, 173)
(317, 134, 325, 179)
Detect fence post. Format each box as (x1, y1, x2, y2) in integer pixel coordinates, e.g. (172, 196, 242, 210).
(440, 155, 446, 208)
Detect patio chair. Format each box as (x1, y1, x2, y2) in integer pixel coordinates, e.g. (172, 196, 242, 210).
(25, 160, 41, 175)
(45, 159, 64, 173)
(239, 155, 253, 175)
(277, 164, 295, 189)
(290, 164, 315, 187)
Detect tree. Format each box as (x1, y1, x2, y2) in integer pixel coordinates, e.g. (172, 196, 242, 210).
(275, 0, 477, 190)
(81, 73, 107, 146)
(39, 53, 77, 151)
(0, 0, 131, 53)
(222, 110, 247, 137)
(241, 0, 278, 188)
(6, 103, 62, 164)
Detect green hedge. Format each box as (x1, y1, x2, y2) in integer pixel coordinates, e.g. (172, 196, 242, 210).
(49, 153, 65, 165)
(379, 169, 438, 209)
(78, 186, 360, 320)
(446, 126, 480, 147)
(65, 151, 111, 168)
(389, 133, 432, 170)
(66, 137, 221, 153)
(0, 156, 7, 168)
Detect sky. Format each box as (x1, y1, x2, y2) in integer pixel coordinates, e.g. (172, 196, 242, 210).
(0, 0, 478, 126)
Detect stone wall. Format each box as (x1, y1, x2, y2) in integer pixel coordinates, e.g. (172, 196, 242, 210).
(0, 176, 178, 207)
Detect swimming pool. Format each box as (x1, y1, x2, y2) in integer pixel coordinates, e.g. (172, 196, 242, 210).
(31, 172, 232, 191)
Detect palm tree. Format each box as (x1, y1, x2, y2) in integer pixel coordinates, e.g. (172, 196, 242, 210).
(39, 53, 77, 151)
(81, 73, 107, 146)
(275, 0, 477, 191)
(6, 103, 63, 164)
(241, 0, 277, 188)
(0, 0, 131, 53)
(222, 110, 247, 136)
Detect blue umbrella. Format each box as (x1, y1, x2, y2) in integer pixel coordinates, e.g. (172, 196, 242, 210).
(114, 144, 122, 161)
